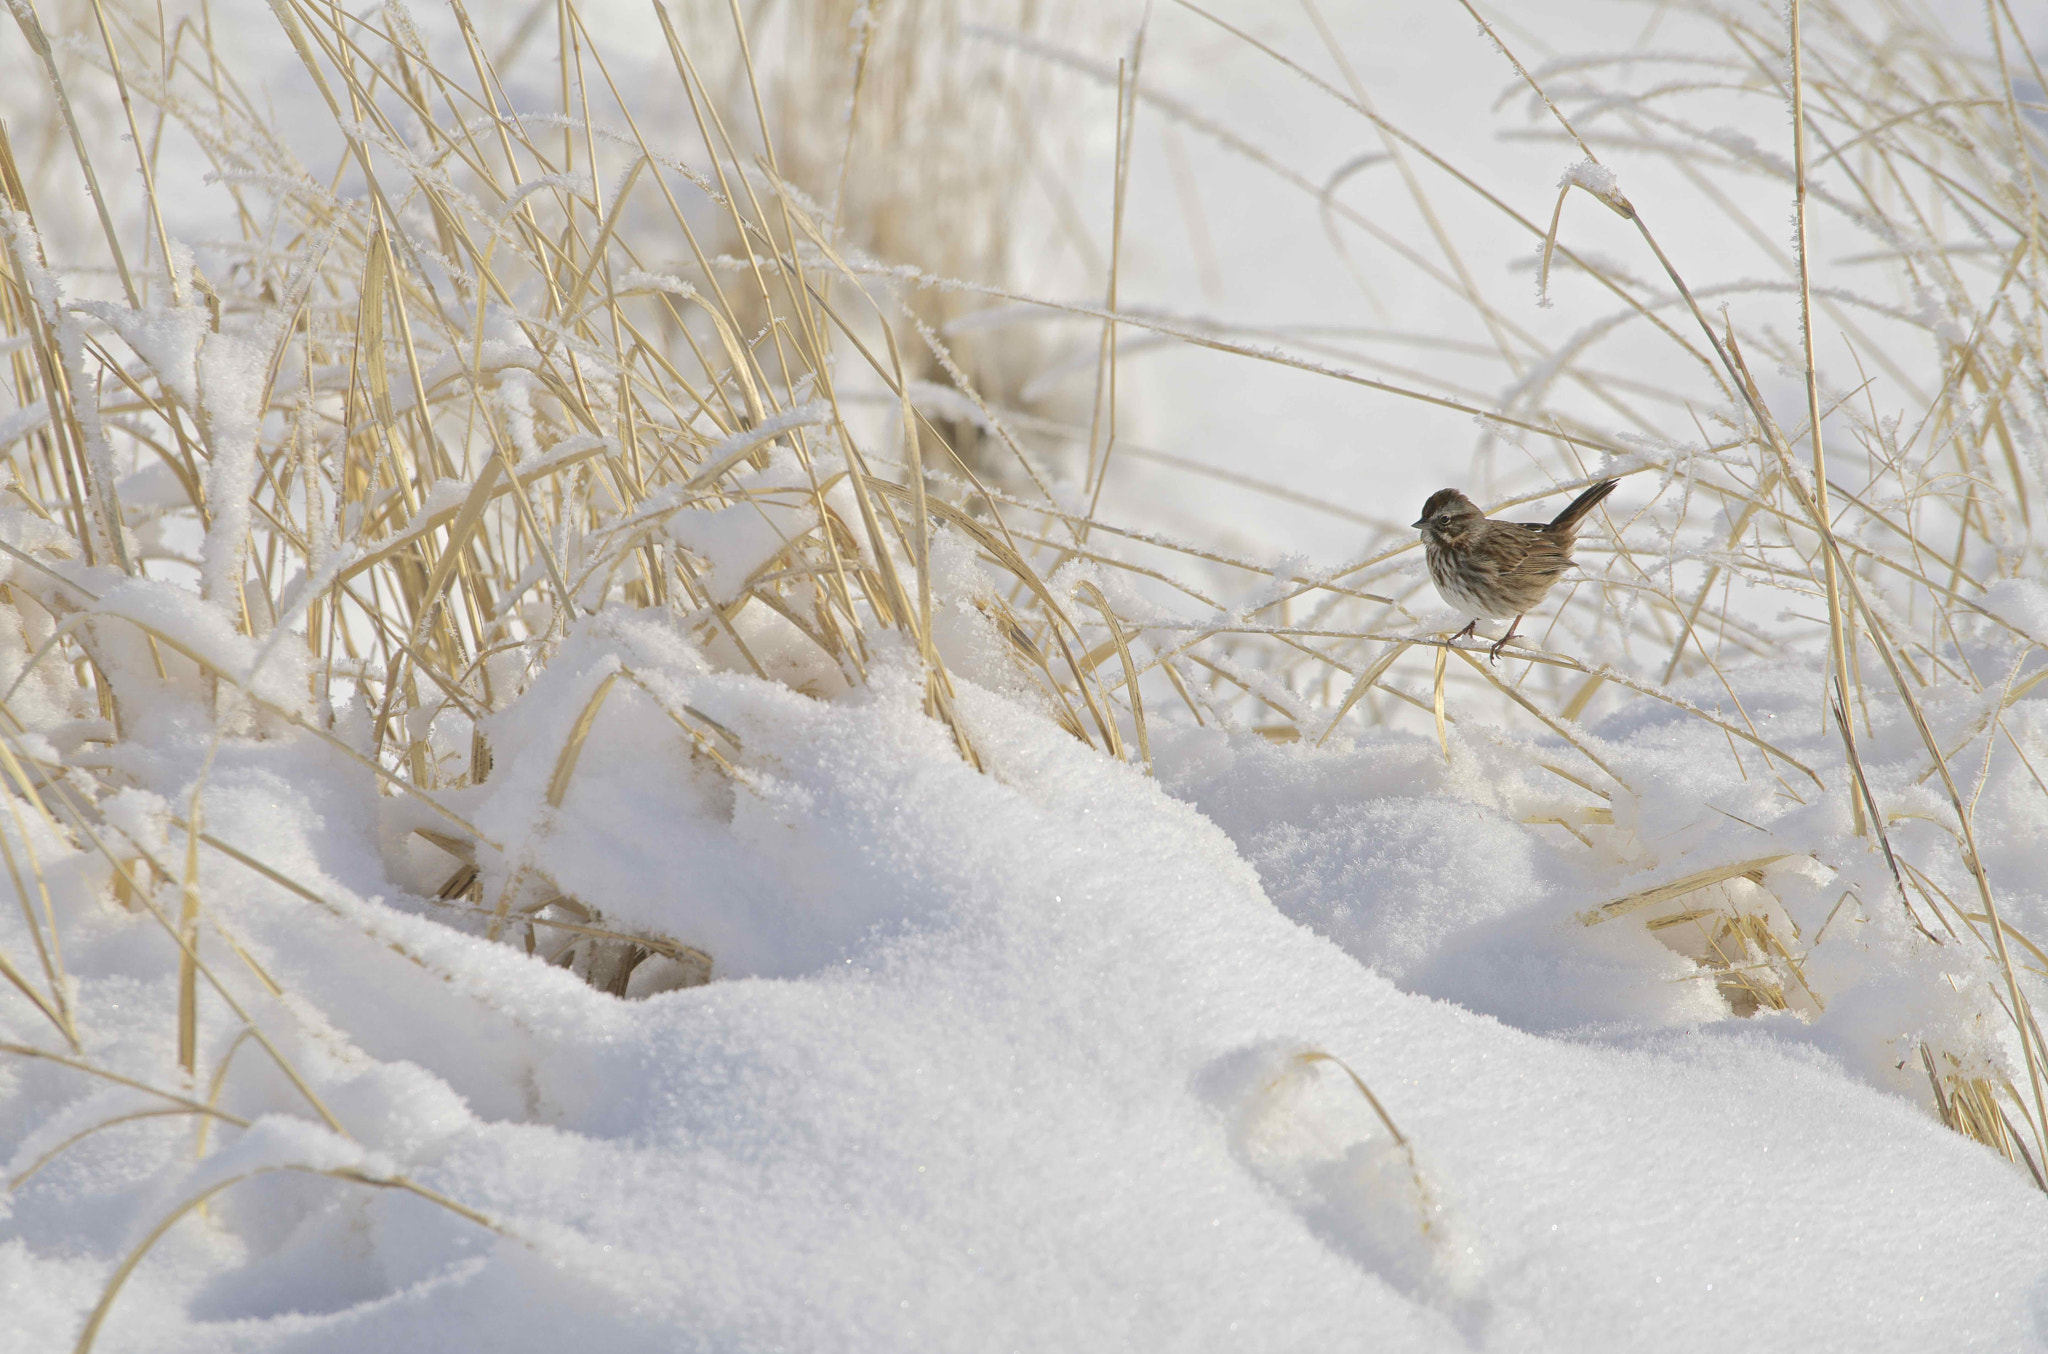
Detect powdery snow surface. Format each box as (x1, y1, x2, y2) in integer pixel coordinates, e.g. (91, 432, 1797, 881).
(1, 606, 2045, 1352)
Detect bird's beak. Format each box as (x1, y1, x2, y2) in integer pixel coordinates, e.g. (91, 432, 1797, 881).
(1411, 517, 1427, 529)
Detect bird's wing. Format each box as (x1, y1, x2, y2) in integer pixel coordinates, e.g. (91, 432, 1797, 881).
(1504, 532, 1573, 580)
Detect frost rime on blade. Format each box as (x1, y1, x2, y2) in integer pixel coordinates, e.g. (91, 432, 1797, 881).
(197, 333, 270, 616)
(1558, 157, 1619, 200)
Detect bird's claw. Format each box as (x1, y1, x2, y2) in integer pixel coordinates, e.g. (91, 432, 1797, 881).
(1488, 618, 1523, 663)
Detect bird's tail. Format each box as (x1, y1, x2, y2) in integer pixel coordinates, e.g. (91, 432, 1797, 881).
(1547, 478, 1617, 535)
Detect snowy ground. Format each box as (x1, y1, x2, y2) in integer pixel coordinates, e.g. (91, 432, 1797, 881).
(4, 0, 2048, 1348)
(5, 619, 2048, 1351)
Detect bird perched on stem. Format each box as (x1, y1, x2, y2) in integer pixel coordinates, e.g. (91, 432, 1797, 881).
(1412, 479, 1617, 661)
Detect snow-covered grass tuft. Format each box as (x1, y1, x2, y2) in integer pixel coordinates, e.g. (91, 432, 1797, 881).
(2, 0, 2048, 1345)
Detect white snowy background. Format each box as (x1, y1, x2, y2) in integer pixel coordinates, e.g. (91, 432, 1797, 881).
(3, 0, 2048, 1349)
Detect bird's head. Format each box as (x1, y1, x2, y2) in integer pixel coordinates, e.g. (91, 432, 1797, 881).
(1413, 488, 1482, 542)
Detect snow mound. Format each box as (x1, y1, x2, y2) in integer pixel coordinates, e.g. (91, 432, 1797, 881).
(3, 622, 2044, 1351)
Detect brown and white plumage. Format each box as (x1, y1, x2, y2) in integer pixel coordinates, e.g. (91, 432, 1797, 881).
(1412, 479, 1616, 659)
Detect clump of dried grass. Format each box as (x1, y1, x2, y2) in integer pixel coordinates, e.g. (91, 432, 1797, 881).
(0, 1, 1119, 1335)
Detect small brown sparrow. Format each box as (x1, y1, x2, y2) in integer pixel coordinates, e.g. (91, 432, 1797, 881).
(1413, 479, 1617, 660)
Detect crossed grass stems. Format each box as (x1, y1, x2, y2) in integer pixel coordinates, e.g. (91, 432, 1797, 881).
(0, 0, 2046, 1341)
